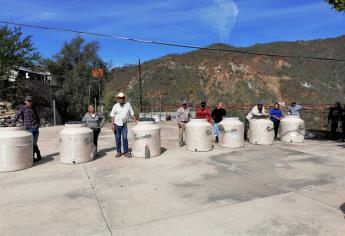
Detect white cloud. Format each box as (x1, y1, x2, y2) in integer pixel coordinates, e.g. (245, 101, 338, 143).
(199, 0, 239, 42)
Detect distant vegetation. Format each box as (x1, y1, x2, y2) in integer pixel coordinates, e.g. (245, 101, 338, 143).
(327, 0, 345, 11)
(46, 36, 108, 121)
(105, 36, 345, 113)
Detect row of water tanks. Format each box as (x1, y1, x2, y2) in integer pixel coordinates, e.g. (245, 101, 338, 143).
(0, 116, 305, 172)
(186, 116, 305, 149)
(0, 121, 162, 172)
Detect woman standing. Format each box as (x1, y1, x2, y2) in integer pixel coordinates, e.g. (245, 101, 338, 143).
(269, 103, 284, 141)
(82, 105, 104, 155)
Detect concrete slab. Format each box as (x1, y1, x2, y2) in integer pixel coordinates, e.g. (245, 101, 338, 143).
(113, 192, 345, 236)
(1, 122, 345, 235)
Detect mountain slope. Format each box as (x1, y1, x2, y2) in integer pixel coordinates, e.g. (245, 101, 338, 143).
(104, 36, 345, 111)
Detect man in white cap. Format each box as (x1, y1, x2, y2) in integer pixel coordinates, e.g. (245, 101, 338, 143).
(176, 100, 191, 147)
(110, 92, 137, 158)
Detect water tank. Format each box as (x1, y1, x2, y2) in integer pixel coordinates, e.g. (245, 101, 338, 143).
(60, 122, 95, 164)
(185, 119, 213, 152)
(249, 118, 274, 145)
(0, 127, 33, 172)
(279, 115, 305, 143)
(219, 117, 244, 148)
(132, 121, 161, 158)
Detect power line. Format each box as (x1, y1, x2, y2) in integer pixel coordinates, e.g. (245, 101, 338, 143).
(1, 20, 345, 62)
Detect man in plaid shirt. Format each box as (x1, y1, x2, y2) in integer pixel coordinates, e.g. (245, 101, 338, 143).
(12, 96, 42, 162)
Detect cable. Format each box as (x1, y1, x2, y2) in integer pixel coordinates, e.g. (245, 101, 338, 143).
(1, 20, 345, 62)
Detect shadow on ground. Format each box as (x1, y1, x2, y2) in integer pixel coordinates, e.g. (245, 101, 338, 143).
(34, 152, 58, 166)
(96, 147, 115, 159)
(340, 203, 345, 215)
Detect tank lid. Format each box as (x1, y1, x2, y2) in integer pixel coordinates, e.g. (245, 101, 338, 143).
(223, 117, 240, 121)
(65, 121, 86, 128)
(0, 126, 25, 131)
(139, 117, 155, 122)
(137, 121, 155, 125)
(190, 118, 208, 123)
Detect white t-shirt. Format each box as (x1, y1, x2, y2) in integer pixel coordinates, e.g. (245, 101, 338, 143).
(246, 105, 267, 121)
(110, 102, 134, 126)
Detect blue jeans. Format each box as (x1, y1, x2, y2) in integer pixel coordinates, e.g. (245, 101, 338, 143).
(26, 128, 41, 156)
(114, 125, 129, 153)
(213, 123, 220, 137)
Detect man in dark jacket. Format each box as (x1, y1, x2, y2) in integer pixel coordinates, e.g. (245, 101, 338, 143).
(211, 102, 227, 143)
(12, 96, 42, 162)
(328, 102, 342, 140)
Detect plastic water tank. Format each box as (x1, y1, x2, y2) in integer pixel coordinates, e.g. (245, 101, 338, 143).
(0, 127, 33, 172)
(60, 122, 95, 164)
(279, 115, 305, 143)
(219, 117, 244, 148)
(249, 118, 274, 145)
(185, 119, 213, 152)
(132, 121, 161, 158)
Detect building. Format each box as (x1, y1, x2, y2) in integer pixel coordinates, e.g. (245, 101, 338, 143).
(8, 66, 55, 86)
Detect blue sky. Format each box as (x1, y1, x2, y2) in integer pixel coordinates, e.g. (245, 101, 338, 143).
(0, 0, 344, 66)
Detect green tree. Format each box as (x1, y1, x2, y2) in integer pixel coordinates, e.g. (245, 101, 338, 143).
(326, 0, 345, 11)
(46, 36, 107, 120)
(0, 26, 40, 95)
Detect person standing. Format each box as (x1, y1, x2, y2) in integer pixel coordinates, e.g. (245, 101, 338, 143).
(328, 102, 342, 140)
(110, 92, 137, 158)
(12, 96, 41, 162)
(176, 100, 191, 147)
(269, 103, 284, 141)
(196, 99, 211, 122)
(82, 104, 104, 155)
(211, 102, 227, 143)
(288, 102, 303, 117)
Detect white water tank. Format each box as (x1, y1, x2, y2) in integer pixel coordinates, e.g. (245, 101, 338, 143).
(0, 127, 33, 172)
(249, 118, 274, 145)
(219, 117, 244, 148)
(279, 115, 305, 143)
(60, 122, 95, 164)
(132, 121, 161, 158)
(186, 119, 213, 152)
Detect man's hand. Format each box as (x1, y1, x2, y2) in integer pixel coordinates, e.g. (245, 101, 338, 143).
(111, 123, 116, 131)
(178, 123, 182, 128)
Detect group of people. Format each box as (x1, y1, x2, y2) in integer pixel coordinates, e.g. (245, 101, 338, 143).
(245, 101, 303, 140)
(176, 99, 304, 145)
(80, 92, 138, 158)
(10, 94, 345, 163)
(176, 100, 227, 146)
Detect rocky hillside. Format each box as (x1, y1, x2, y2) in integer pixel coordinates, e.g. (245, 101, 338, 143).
(105, 36, 345, 111)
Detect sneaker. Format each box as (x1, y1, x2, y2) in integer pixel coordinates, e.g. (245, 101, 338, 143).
(115, 153, 122, 158)
(179, 142, 184, 147)
(124, 153, 132, 158)
(33, 158, 39, 162)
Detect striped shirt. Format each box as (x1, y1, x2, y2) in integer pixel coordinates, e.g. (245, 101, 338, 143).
(12, 105, 40, 129)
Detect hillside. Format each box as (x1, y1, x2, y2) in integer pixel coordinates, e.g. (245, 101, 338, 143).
(104, 36, 345, 111)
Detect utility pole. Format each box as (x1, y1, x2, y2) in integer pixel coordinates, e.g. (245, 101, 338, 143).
(138, 59, 143, 113)
(94, 97, 97, 112)
(88, 78, 91, 104)
(53, 99, 56, 126)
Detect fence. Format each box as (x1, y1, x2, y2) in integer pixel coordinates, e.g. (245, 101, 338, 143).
(139, 103, 336, 131)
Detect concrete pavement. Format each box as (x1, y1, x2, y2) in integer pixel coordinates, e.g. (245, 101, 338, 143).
(1, 122, 345, 235)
